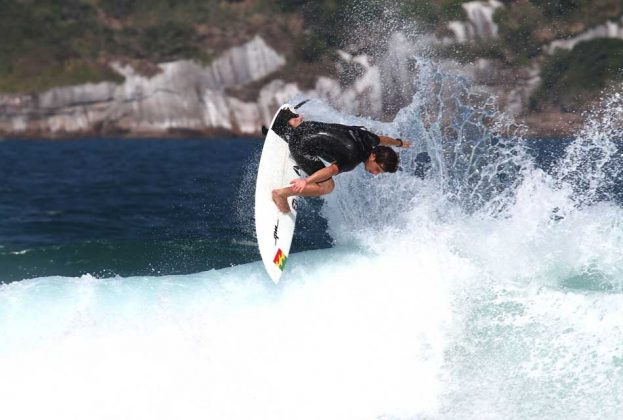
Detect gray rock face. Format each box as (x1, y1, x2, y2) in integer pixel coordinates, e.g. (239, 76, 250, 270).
(205, 36, 286, 88)
(0, 34, 395, 137)
(5, 13, 619, 139)
(544, 16, 623, 54)
(447, 0, 503, 44)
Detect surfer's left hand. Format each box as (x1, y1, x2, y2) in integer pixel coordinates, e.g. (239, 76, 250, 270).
(290, 178, 307, 193)
(400, 140, 412, 148)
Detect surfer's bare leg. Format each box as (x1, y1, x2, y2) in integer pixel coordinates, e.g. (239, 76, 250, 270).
(272, 179, 335, 213)
(271, 190, 291, 213)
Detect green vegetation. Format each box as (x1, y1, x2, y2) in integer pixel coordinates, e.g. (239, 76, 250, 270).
(0, 0, 444, 93)
(527, 0, 622, 27)
(402, 0, 466, 28)
(0, 0, 622, 119)
(493, 0, 623, 65)
(402, 0, 623, 112)
(0, 0, 285, 93)
(275, 0, 375, 62)
(435, 42, 506, 64)
(494, 1, 546, 65)
(0, 0, 112, 92)
(0, 60, 124, 93)
(531, 39, 623, 111)
(289, 0, 346, 62)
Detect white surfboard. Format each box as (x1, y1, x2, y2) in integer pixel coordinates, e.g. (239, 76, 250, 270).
(255, 103, 304, 283)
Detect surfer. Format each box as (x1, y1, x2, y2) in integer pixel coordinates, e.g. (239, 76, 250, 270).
(271, 109, 411, 213)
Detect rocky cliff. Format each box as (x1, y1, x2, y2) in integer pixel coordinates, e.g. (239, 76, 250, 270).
(439, 0, 623, 137)
(0, 33, 416, 138)
(0, 36, 287, 137)
(1, 0, 622, 139)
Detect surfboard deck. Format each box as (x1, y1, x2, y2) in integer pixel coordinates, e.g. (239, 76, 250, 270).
(255, 104, 301, 283)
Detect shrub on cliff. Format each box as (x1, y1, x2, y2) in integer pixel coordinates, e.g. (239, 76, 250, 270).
(494, 2, 547, 65)
(402, 0, 466, 28)
(533, 0, 622, 26)
(531, 38, 623, 112)
(0, 0, 124, 93)
(0, 0, 288, 93)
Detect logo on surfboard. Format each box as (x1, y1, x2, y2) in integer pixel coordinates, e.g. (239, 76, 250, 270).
(273, 248, 287, 271)
(273, 220, 279, 245)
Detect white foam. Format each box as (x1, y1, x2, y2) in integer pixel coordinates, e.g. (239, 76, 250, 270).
(0, 247, 465, 419)
(3, 45, 623, 420)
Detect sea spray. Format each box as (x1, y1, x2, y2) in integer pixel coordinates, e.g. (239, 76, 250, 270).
(554, 91, 623, 207)
(302, 45, 623, 419)
(2, 28, 623, 420)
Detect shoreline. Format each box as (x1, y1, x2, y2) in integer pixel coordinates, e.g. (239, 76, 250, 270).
(0, 111, 586, 141)
(0, 130, 263, 141)
(521, 110, 585, 140)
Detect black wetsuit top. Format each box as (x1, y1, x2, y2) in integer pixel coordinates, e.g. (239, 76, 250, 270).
(288, 121, 380, 176)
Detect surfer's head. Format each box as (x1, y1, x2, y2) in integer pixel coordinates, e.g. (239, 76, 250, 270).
(365, 146, 398, 175)
(271, 108, 301, 138)
(272, 108, 302, 133)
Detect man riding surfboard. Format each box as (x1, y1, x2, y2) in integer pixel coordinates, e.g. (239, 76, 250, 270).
(270, 108, 411, 213)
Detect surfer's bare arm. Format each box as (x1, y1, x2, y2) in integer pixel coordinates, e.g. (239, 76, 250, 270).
(379, 135, 411, 148)
(290, 164, 339, 193)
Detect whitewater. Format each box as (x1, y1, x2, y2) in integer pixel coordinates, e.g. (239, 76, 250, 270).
(2, 56, 623, 420)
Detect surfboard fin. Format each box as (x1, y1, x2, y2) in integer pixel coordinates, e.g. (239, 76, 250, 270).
(294, 99, 310, 110)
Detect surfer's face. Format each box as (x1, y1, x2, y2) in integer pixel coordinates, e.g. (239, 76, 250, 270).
(364, 154, 385, 175)
(288, 116, 304, 128)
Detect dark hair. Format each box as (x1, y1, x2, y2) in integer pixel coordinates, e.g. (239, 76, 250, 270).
(373, 146, 399, 173)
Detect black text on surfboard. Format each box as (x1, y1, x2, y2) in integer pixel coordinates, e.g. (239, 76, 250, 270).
(273, 220, 279, 246)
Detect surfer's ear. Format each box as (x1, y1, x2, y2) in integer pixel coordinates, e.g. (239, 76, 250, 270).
(261, 125, 269, 136)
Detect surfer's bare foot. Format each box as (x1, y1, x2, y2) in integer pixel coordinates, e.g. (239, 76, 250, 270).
(272, 190, 290, 213)
(272, 189, 291, 213)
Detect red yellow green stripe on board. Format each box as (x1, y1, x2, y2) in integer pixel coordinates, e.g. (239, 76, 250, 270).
(273, 248, 287, 271)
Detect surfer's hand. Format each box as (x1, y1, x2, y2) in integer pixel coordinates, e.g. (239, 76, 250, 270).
(400, 139, 412, 148)
(290, 178, 307, 193)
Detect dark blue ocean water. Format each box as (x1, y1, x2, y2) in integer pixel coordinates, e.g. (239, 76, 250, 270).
(4, 137, 619, 284)
(0, 138, 331, 283)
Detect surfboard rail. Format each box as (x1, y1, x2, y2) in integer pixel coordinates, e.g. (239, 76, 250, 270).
(254, 104, 301, 283)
